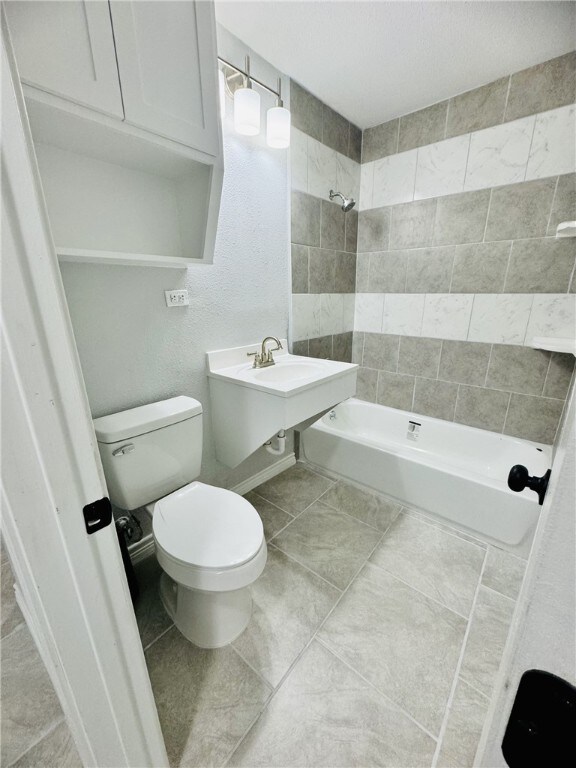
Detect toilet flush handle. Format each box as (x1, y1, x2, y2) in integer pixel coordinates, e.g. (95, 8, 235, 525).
(112, 443, 135, 457)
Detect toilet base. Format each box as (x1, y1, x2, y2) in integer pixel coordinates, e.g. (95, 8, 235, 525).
(159, 572, 252, 648)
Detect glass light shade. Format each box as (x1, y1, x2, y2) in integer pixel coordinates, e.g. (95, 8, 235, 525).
(218, 69, 226, 120)
(266, 105, 291, 148)
(234, 87, 260, 135)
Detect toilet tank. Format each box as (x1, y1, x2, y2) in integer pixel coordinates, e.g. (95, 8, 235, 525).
(93, 396, 203, 510)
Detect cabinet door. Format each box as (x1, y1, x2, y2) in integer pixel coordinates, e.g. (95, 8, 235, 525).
(4, 0, 123, 117)
(109, 0, 220, 155)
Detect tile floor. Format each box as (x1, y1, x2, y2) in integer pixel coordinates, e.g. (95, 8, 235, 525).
(135, 462, 527, 768)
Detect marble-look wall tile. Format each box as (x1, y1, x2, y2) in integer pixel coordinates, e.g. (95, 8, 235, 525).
(543, 352, 575, 399)
(333, 331, 353, 362)
(290, 128, 308, 193)
(398, 336, 442, 378)
(309, 247, 335, 293)
(468, 294, 533, 344)
(547, 173, 576, 236)
(291, 190, 321, 246)
(307, 138, 337, 199)
(382, 294, 425, 336)
(349, 124, 362, 163)
(345, 208, 358, 253)
(342, 293, 356, 331)
(372, 150, 417, 207)
(524, 294, 576, 343)
(484, 177, 557, 241)
(415, 135, 470, 200)
(354, 293, 385, 333)
(308, 335, 332, 360)
(359, 161, 374, 210)
(421, 294, 473, 340)
(334, 251, 356, 294)
(358, 208, 390, 252)
(377, 369, 415, 410)
(336, 152, 361, 206)
(526, 104, 576, 181)
(390, 198, 436, 250)
(356, 366, 378, 402)
(505, 51, 576, 122)
(318, 294, 341, 336)
(451, 242, 511, 294)
(291, 244, 308, 294)
(363, 332, 400, 371)
(368, 251, 407, 293)
(504, 393, 564, 444)
(291, 294, 320, 341)
(486, 344, 550, 396)
(439, 340, 492, 386)
(355, 252, 370, 292)
(362, 119, 399, 163)
(320, 200, 345, 251)
(433, 189, 491, 246)
(454, 385, 510, 432)
(398, 101, 448, 152)
(352, 332, 364, 364)
(504, 238, 575, 294)
(446, 77, 509, 138)
(464, 116, 535, 191)
(405, 246, 454, 293)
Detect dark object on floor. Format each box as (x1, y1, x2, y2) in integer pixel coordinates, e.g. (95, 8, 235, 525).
(502, 669, 576, 767)
(115, 517, 140, 604)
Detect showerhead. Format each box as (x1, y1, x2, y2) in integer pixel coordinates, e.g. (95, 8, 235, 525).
(329, 189, 356, 212)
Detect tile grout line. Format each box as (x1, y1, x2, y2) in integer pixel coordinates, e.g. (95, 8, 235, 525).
(502, 75, 512, 122)
(459, 675, 492, 704)
(143, 621, 175, 653)
(544, 174, 560, 237)
(5, 715, 68, 768)
(541, 354, 553, 397)
(430, 547, 489, 768)
(266, 541, 346, 593)
(500, 240, 514, 294)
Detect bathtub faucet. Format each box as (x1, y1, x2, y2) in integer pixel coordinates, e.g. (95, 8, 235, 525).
(247, 336, 283, 368)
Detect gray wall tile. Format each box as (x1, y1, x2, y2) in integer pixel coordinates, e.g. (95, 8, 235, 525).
(368, 251, 407, 292)
(485, 178, 557, 242)
(323, 104, 349, 156)
(309, 248, 335, 293)
(362, 119, 399, 163)
(292, 339, 309, 356)
(405, 246, 455, 293)
(548, 173, 576, 236)
(291, 244, 309, 293)
(377, 370, 415, 410)
(358, 208, 391, 252)
(390, 199, 436, 250)
(292, 190, 321, 246)
(363, 333, 400, 371)
(439, 340, 492, 386)
(454, 385, 510, 432)
(398, 102, 448, 152)
(345, 208, 359, 253)
(398, 337, 442, 378)
(451, 242, 511, 293)
(355, 252, 370, 291)
(433, 189, 491, 246)
(309, 335, 333, 359)
(321, 200, 346, 250)
(486, 345, 550, 395)
(290, 80, 323, 142)
(505, 51, 576, 122)
(356, 367, 378, 402)
(333, 332, 353, 363)
(349, 124, 362, 163)
(504, 238, 576, 293)
(352, 332, 364, 364)
(334, 251, 356, 293)
(543, 352, 575, 399)
(504, 394, 564, 444)
(413, 377, 458, 421)
(446, 77, 508, 138)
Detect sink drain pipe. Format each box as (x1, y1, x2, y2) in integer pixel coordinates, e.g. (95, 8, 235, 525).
(264, 430, 286, 456)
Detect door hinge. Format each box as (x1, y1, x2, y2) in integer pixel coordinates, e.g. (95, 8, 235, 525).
(83, 497, 113, 535)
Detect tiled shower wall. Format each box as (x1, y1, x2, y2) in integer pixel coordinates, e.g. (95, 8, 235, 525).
(289, 81, 361, 362)
(291, 51, 575, 445)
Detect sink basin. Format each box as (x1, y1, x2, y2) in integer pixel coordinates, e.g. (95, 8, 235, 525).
(207, 340, 357, 467)
(252, 361, 324, 383)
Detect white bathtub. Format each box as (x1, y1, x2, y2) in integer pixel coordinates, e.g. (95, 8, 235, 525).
(301, 398, 552, 557)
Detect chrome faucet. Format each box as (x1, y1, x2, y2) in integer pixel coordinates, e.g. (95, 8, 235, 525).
(247, 336, 283, 368)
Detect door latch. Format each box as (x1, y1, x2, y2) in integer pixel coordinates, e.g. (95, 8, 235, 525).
(83, 497, 112, 535)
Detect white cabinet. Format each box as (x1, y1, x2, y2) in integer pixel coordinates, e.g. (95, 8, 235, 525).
(109, 0, 220, 155)
(4, 0, 123, 118)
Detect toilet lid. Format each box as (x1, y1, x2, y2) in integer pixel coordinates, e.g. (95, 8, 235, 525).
(152, 482, 263, 569)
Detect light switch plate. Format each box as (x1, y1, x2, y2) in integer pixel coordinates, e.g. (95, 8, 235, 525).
(165, 289, 189, 307)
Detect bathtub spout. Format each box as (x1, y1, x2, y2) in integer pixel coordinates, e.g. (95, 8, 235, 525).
(264, 430, 286, 456)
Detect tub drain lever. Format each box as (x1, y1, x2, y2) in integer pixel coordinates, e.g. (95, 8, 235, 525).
(507, 465, 551, 506)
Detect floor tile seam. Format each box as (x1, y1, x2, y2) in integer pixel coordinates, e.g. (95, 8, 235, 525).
(478, 582, 518, 604)
(4, 714, 67, 768)
(142, 622, 175, 653)
(401, 507, 489, 550)
(266, 542, 345, 593)
(295, 460, 339, 486)
(229, 644, 276, 695)
(430, 547, 489, 768)
(364, 558, 472, 621)
(314, 634, 440, 745)
(0, 616, 28, 644)
(246, 490, 297, 519)
(457, 674, 492, 703)
(305, 490, 393, 533)
(221, 685, 277, 768)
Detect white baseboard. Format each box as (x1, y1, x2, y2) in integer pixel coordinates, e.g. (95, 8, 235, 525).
(128, 453, 296, 563)
(230, 452, 296, 496)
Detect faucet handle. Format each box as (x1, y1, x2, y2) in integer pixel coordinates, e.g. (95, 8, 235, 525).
(247, 350, 261, 367)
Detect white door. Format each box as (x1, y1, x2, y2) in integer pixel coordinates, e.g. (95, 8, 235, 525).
(3, 0, 123, 117)
(1, 14, 167, 767)
(110, 0, 221, 154)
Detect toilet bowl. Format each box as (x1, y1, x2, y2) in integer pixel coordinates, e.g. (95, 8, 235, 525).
(147, 481, 266, 647)
(93, 396, 267, 648)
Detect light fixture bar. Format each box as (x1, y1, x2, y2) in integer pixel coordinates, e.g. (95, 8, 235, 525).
(217, 56, 281, 100)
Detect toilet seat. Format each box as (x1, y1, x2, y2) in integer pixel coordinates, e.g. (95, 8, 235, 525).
(150, 481, 267, 592)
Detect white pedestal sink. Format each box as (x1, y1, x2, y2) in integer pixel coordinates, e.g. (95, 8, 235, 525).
(207, 340, 357, 467)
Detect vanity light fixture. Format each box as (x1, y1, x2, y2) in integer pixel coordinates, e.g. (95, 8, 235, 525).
(218, 55, 290, 148)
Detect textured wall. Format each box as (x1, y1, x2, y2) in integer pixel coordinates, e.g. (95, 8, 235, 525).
(352, 52, 576, 444)
(289, 81, 360, 362)
(61, 35, 290, 489)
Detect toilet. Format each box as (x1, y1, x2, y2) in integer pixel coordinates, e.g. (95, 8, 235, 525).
(93, 396, 266, 648)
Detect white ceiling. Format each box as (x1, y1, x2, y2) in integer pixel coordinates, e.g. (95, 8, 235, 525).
(215, 0, 576, 129)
